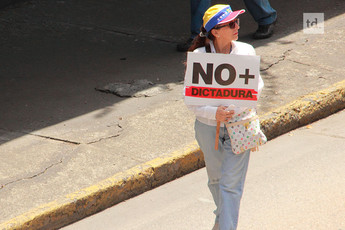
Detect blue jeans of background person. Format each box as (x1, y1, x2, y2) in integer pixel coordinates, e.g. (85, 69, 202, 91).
(243, 0, 277, 25)
(194, 120, 250, 230)
(190, 0, 277, 38)
(191, 0, 211, 38)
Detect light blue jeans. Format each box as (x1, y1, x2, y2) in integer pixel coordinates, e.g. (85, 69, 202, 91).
(194, 119, 250, 230)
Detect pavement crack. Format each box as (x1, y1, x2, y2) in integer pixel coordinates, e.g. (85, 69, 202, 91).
(0, 18, 11, 23)
(308, 132, 345, 140)
(55, 21, 176, 44)
(87, 124, 123, 144)
(289, 60, 312, 67)
(289, 59, 334, 72)
(87, 134, 121, 144)
(25, 133, 80, 145)
(0, 159, 63, 190)
(261, 49, 293, 71)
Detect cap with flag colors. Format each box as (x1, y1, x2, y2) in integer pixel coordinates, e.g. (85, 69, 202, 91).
(203, 4, 245, 32)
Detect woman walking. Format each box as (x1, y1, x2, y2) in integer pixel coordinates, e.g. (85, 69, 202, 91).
(186, 4, 264, 230)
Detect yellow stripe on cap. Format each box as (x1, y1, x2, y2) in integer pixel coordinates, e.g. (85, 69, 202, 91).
(203, 4, 231, 32)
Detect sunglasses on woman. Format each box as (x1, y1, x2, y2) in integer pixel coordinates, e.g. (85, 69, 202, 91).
(214, 18, 240, 30)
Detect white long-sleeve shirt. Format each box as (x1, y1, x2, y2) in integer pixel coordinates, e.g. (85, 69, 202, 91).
(186, 40, 264, 127)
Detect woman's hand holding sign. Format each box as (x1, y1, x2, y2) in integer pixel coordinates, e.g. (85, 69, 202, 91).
(215, 106, 234, 150)
(216, 106, 234, 122)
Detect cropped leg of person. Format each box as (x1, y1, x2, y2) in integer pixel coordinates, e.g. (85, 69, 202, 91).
(177, 0, 211, 52)
(191, 0, 211, 38)
(243, 0, 277, 39)
(194, 120, 250, 230)
(218, 133, 250, 230)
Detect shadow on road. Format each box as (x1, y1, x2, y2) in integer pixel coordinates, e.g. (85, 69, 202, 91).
(0, 0, 344, 144)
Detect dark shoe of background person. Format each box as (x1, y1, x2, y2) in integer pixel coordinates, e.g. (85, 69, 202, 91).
(253, 20, 276, 39)
(176, 38, 194, 52)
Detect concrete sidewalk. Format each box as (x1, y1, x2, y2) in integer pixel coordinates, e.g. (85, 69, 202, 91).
(61, 109, 345, 230)
(1, 0, 345, 229)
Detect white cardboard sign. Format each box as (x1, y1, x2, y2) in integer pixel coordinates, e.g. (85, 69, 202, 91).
(184, 52, 260, 107)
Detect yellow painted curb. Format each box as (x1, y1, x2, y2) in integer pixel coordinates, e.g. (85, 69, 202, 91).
(1, 80, 345, 230)
(260, 79, 345, 140)
(0, 142, 204, 230)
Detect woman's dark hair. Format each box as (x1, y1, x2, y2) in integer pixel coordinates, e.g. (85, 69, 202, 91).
(188, 27, 215, 52)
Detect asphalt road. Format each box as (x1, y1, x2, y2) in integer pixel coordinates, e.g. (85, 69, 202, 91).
(62, 109, 345, 230)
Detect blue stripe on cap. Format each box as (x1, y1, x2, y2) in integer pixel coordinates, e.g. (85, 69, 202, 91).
(204, 6, 232, 32)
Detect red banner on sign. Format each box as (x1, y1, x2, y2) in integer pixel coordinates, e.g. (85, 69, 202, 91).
(185, 86, 258, 101)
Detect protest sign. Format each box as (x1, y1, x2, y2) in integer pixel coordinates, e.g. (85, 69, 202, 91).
(184, 52, 260, 107)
